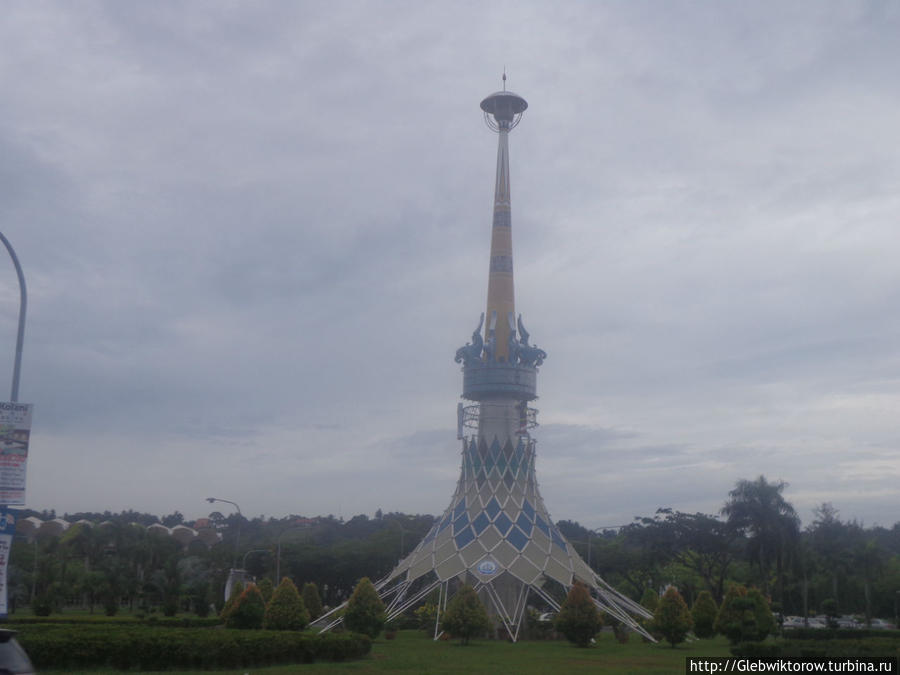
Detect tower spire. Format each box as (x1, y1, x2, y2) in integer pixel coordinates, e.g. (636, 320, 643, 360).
(311, 83, 653, 644)
(480, 86, 527, 362)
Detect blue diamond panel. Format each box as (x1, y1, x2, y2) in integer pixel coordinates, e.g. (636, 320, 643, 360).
(485, 498, 501, 520)
(522, 500, 535, 521)
(535, 515, 550, 537)
(421, 526, 437, 546)
(455, 526, 475, 549)
(438, 515, 453, 533)
(453, 513, 469, 534)
(494, 512, 513, 535)
(472, 512, 490, 534)
(507, 526, 529, 551)
(550, 528, 568, 551)
(516, 512, 533, 535)
(453, 500, 467, 519)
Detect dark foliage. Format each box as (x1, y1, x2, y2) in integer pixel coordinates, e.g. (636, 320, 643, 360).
(555, 582, 603, 647)
(654, 587, 693, 648)
(264, 577, 309, 631)
(440, 584, 490, 645)
(691, 590, 719, 639)
(14, 624, 371, 670)
(343, 577, 386, 639)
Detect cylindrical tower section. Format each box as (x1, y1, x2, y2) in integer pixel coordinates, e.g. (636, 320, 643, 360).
(480, 90, 527, 364)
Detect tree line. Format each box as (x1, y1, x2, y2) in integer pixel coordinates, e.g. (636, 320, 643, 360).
(558, 476, 900, 622)
(8, 477, 900, 622)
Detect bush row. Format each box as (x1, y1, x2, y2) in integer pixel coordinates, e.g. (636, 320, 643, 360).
(783, 627, 900, 641)
(15, 625, 370, 670)
(5, 615, 222, 628)
(734, 638, 900, 660)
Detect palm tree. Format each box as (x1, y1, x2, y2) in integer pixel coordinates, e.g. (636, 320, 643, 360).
(722, 476, 800, 603)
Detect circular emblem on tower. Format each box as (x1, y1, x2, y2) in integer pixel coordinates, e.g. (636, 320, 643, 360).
(477, 557, 499, 576)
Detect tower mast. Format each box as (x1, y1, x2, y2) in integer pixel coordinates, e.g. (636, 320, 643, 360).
(480, 86, 525, 363)
(312, 78, 652, 643)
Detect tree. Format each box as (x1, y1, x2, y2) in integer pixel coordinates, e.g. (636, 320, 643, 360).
(691, 590, 719, 639)
(264, 577, 309, 630)
(639, 588, 660, 639)
(441, 584, 490, 645)
(302, 581, 323, 620)
(220, 580, 244, 622)
(722, 476, 799, 602)
(853, 538, 884, 625)
(635, 511, 738, 603)
(555, 582, 603, 647)
(257, 577, 274, 604)
(343, 577, 386, 639)
(640, 587, 659, 614)
(715, 585, 774, 644)
(225, 584, 266, 629)
(808, 503, 852, 610)
(654, 587, 693, 648)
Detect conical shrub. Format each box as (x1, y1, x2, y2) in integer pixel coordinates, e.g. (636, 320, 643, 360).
(264, 577, 309, 631)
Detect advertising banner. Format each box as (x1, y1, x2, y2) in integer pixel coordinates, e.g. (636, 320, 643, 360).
(0, 506, 17, 617)
(0, 403, 32, 505)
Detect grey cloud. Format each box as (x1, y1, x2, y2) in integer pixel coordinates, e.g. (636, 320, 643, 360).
(1, 2, 897, 527)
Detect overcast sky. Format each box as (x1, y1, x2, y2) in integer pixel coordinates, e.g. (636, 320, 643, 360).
(2, 1, 898, 529)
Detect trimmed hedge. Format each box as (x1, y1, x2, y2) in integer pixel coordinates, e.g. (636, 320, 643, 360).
(783, 627, 900, 641)
(14, 624, 371, 670)
(4, 615, 222, 628)
(733, 638, 900, 660)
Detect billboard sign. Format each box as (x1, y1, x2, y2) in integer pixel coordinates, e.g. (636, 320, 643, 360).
(0, 402, 32, 505)
(0, 506, 17, 617)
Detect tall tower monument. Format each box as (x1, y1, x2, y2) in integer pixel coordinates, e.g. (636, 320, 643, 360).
(315, 80, 651, 641)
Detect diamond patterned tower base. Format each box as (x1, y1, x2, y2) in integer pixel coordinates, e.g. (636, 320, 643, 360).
(312, 81, 652, 642)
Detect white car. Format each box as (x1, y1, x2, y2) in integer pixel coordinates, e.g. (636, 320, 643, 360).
(782, 616, 807, 629)
(869, 618, 896, 630)
(837, 616, 861, 629)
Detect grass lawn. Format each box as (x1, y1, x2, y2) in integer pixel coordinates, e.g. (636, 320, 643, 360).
(39, 630, 734, 675)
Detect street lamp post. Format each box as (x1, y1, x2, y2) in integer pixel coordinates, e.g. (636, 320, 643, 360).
(0, 231, 26, 403)
(242, 548, 270, 574)
(206, 497, 242, 569)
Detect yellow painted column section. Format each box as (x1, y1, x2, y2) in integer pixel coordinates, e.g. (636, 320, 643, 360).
(485, 127, 515, 362)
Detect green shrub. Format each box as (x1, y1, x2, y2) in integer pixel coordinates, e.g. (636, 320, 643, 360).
(715, 585, 774, 644)
(654, 587, 693, 648)
(691, 590, 719, 639)
(555, 582, 603, 647)
(265, 577, 309, 631)
(786, 628, 900, 641)
(604, 613, 629, 644)
(733, 637, 900, 660)
(639, 588, 660, 640)
(220, 580, 244, 622)
(15, 624, 371, 670)
(302, 581, 324, 620)
(32, 594, 53, 617)
(441, 584, 490, 645)
(343, 577, 386, 639)
(6, 615, 221, 628)
(415, 602, 438, 633)
(225, 584, 266, 630)
(258, 578, 275, 604)
(525, 608, 555, 640)
(640, 588, 659, 613)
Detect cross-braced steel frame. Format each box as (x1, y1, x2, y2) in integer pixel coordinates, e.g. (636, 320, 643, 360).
(310, 570, 655, 643)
